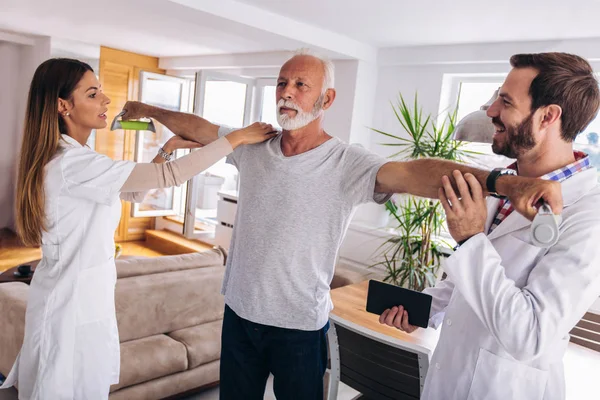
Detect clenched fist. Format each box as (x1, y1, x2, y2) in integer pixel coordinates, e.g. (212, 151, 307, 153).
(120, 101, 152, 121)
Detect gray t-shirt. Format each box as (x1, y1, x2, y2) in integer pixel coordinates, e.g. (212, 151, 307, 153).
(219, 127, 391, 331)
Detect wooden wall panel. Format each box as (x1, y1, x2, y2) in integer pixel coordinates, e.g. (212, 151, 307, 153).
(98, 47, 165, 242)
(97, 61, 131, 161)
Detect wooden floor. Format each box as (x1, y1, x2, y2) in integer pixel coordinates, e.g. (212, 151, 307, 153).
(0, 229, 167, 273)
(145, 229, 213, 255)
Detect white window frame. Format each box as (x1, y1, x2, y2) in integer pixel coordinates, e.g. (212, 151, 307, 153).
(182, 71, 257, 240)
(437, 73, 511, 172)
(131, 71, 192, 218)
(254, 78, 278, 123)
(438, 73, 507, 125)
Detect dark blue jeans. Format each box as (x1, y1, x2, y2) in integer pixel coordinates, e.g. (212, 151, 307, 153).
(220, 305, 329, 400)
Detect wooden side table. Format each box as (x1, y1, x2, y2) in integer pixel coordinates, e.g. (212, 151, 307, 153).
(0, 260, 40, 285)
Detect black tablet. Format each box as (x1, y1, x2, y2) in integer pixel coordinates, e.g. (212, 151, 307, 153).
(366, 280, 433, 328)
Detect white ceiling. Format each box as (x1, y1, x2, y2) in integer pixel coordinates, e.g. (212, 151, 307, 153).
(236, 0, 600, 47)
(0, 0, 308, 58)
(3, 0, 600, 61)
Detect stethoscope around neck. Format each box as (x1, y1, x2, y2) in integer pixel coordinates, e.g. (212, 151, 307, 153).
(530, 203, 562, 247)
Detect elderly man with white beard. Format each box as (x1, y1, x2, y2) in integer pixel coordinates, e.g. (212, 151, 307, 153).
(120, 49, 563, 400)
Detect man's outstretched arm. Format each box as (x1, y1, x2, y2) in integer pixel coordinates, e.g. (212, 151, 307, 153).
(120, 101, 220, 145)
(375, 159, 563, 220)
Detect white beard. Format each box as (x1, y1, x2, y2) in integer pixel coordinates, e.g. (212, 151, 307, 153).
(276, 97, 323, 131)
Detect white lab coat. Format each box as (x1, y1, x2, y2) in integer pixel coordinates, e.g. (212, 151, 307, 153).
(422, 167, 600, 400)
(0, 134, 141, 399)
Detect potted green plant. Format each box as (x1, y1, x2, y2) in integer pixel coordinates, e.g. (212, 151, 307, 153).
(370, 93, 473, 291)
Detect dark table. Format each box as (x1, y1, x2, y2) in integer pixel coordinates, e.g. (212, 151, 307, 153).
(0, 260, 40, 285)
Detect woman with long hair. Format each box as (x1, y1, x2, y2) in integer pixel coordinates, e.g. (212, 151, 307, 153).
(0, 58, 274, 399)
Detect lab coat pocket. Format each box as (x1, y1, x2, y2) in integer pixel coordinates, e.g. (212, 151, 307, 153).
(76, 261, 117, 326)
(467, 348, 547, 400)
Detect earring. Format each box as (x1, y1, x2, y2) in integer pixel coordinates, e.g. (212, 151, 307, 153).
(65, 112, 70, 117)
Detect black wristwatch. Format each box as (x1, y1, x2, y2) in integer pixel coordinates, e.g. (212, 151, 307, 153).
(486, 168, 517, 199)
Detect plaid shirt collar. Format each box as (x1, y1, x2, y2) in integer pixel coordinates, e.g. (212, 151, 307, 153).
(488, 151, 591, 234)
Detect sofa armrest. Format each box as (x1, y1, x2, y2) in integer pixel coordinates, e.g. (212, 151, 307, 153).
(331, 265, 369, 290)
(0, 282, 28, 377)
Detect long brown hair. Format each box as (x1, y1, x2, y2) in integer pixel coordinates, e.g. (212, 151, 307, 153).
(16, 58, 93, 246)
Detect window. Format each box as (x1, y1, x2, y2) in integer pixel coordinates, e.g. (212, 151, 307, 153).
(131, 72, 192, 218)
(455, 81, 503, 122)
(147, 73, 277, 241)
(257, 82, 280, 128)
(202, 80, 248, 127)
(179, 72, 257, 240)
(441, 75, 511, 170)
(574, 116, 600, 174)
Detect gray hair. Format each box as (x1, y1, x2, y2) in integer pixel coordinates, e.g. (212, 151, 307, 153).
(291, 48, 335, 93)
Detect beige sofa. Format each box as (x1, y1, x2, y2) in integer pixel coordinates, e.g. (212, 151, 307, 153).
(0, 248, 368, 399)
(0, 248, 228, 400)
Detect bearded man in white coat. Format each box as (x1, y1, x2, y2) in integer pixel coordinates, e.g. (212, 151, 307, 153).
(380, 52, 600, 400)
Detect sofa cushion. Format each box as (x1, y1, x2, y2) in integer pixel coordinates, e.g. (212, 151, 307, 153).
(168, 320, 222, 369)
(0, 282, 28, 378)
(109, 360, 220, 400)
(116, 249, 224, 279)
(110, 334, 188, 392)
(116, 267, 225, 342)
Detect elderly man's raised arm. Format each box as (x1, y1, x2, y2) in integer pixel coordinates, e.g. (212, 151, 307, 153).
(375, 159, 563, 220)
(120, 101, 220, 145)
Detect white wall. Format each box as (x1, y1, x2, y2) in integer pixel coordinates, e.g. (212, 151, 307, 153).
(350, 60, 379, 148)
(371, 62, 513, 158)
(0, 42, 24, 229)
(51, 37, 100, 72)
(323, 60, 359, 142)
(323, 59, 379, 146)
(0, 35, 51, 230)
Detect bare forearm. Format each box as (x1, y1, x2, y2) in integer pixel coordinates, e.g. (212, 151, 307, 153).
(377, 158, 563, 220)
(377, 159, 493, 199)
(144, 105, 220, 145)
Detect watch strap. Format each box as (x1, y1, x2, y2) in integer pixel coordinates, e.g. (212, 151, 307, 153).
(486, 168, 516, 199)
(158, 147, 173, 161)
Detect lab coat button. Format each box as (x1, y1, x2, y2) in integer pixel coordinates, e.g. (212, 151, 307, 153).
(435, 363, 441, 370)
(446, 318, 452, 326)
